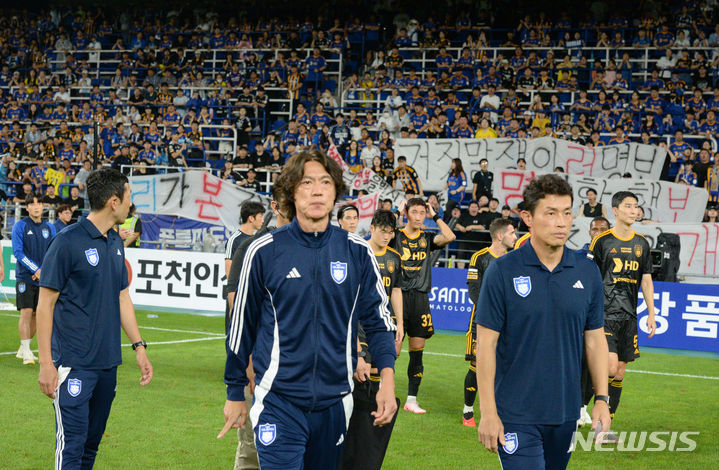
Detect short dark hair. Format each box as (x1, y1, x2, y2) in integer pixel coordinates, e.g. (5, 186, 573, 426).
(522, 174, 573, 214)
(25, 192, 42, 206)
(586, 188, 597, 196)
(337, 204, 359, 220)
(370, 210, 396, 230)
(489, 218, 513, 240)
(397, 156, 407, 162)
(274, 150, 346, 221)
(240, 200, 265, 224)
(590, 216, 610, 228)
(57, 203, 72, 214)
(406, 197, 427, 211)
(611, 191, 638, 208)
(86, 168, 128, 211)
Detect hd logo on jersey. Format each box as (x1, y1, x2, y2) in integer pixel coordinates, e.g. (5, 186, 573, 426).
(41, 228, 50, 239)
(513, 276, 531, 297)
(258, 423, 277, 446)
(67, 378, 82, 397)
(330, 261, 347, 284)
(85, 248, 99, 266)
(503, 432, 518, 454)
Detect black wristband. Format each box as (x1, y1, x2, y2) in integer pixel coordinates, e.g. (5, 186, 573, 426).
(594, 395, 609, 405)
(432, 214, 440, 223)
(132, 340, 148, 351)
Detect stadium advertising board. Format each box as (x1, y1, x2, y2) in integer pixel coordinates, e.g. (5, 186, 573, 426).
(493, 169, 709, 223)
(430, 267, 719, 353)
(129, 171, 269, 232)
(395, 137, 667, 192)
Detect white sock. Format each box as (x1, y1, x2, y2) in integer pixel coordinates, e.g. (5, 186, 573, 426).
(21, 339, 31, 352)
(406, 395, 417, 403)
(463, 405, 474, 414)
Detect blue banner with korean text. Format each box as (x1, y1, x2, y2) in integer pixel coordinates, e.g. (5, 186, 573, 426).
(430, 268, 718, 354)
(140, 214, 232, 250)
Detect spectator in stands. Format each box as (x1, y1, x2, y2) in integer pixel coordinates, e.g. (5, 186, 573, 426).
(43, 185, 62, 208)
(703, 205, 718, 223)
(53, 204, 73, 233)
(676, 160, 699, 186)
(704, 157, 719, 203)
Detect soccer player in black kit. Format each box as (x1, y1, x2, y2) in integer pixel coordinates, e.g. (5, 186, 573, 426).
(393, 198, 455, 414)
(462, 218, 516, 427)
(341, 209, 403, 470)
(588, 191, 656, 440)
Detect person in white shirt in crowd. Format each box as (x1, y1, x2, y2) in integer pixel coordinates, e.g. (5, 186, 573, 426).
(479, 85, 501, 123)
(361, 136, 381, 167)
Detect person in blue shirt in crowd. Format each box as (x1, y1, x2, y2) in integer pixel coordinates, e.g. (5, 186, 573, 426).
(53, 204, 74, 234)
(37, 168, 153, 470)
(445, 157, 467, 216)
(12, 192, 56, 365)
(219, 150, 397, 470)
(476, 174, 611, 470)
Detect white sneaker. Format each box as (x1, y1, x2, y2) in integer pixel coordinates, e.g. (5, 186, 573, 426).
(577, 405, 592, 427)
(22, 349, 36, 365)
(16, 347, 23, 359)
(403, 401, 427, 414)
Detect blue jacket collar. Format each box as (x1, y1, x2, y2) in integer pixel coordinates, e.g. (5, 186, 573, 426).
(289, 217, 333, 247)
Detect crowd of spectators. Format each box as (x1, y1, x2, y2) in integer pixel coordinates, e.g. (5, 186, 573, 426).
(0, 2, 718, 220)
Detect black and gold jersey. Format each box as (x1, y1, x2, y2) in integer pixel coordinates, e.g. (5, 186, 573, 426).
(392, 228, 438, 293)
(589, 229, 652, 320)
(374, 246, 403, 314)
(466, 247, 499, 331)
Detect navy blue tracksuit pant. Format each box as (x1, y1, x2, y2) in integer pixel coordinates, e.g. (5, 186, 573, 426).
(53, 367, 117, 470)
(251, 390, 353, 470)
(498, 421, 576, 470)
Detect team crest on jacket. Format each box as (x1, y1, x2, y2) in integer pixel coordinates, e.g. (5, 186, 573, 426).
(503, 433, 518, 454)
(330, 261, 347, 284)
(68, 378, 82, 397)
(258, 423, 277, 445)
(42, 228, 49, 239)
(513, 276, 531, 297)
(85, 248, 99, 266)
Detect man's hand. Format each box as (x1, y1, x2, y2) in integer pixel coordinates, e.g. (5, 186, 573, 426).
(218, 400, 248, 438)
(32, 269, 42, 281)
(136, 348, 153, 386)
(372, 371, 396, 426)
(38, 362, 58, 399)
(395, 326, 404, 356)
(118, 228, 133, 240)
(646, 314, 657, 338)
(426, 203, 436, 218)
(478, 411, 505, 453)
(592, 400, 612, 441)
(354, 356, 370, 382)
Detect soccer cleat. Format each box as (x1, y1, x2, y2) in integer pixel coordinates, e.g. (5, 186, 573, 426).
(462, 412, 476, 427)
(598, 431, 622, 444)
(403, 402, 427, 414)
(16, 347, 23, 359)
(577, 405, 592, 427)
(22, 350, 36, 365)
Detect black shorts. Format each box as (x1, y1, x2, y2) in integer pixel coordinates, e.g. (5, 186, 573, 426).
(605, 317, 640, 363)
(16, 282, 39, 311)
(402, 290, 434, 339)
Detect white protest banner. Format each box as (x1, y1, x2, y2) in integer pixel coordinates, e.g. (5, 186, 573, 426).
(126, 247, 226, 312)
(492, 169, 708, 223)
(394, 137, 667, 192)
(130, 170, 269, 232)
(334, 192, 381, 238)
(347, 168, 406, 205)
(568, 218, 719, 276)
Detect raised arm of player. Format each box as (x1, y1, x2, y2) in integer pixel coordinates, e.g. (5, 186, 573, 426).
(427, 202, 456, 246)
(37, 287, 60, 398)
(641, 273, 657, 337)
(119, 288, 153, 386)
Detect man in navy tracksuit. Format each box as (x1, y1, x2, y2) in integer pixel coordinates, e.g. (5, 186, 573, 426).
(37, 169, 153, 469)
(12, 192, 56, 364)
(219, 150, 398, 470)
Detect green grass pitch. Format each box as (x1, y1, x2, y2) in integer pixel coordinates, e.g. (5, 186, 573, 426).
(1, 309, 718, 469)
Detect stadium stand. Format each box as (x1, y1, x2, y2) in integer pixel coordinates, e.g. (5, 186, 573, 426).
(0, 3, 718, 252)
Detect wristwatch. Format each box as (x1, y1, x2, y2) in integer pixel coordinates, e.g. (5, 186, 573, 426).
(594, 395, 610, 405)
(357, 350, 367, 358)
(132, 340, 148, 351)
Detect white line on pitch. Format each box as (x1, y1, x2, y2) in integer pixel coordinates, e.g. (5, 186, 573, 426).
(0, 336, 224, 356)
(413, 350, 719, 381)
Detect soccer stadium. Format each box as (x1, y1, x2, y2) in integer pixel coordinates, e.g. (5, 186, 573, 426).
(1, 1, 718, 468)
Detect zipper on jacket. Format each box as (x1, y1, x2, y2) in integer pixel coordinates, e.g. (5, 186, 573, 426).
(310, 245, 320, 410)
